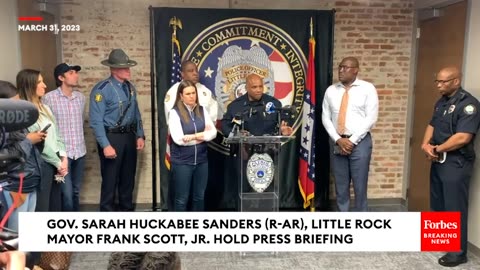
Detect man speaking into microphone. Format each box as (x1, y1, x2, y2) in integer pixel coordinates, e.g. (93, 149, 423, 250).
(221, 73, 293, 137)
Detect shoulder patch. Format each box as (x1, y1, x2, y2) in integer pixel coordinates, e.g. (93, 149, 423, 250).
(95, 93, 103, 102)
(165, 94, 170, 103)
(98, 81, 109, 90)
(464, 104, 476, 115)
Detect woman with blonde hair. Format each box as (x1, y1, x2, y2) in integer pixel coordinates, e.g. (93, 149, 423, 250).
(16, 69, 68, 212)
(167, 80, 216, 211)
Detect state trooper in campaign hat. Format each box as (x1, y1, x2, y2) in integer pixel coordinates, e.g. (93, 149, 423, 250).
(89, 48, 145, 212)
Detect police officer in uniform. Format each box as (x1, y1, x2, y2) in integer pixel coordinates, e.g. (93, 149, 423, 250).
(221, 73, 293, 209)
(221, 73, 293, 137)
(165, 60, 218, 122)
(421, 66, 480, 267)
(89, 49, 145, 212)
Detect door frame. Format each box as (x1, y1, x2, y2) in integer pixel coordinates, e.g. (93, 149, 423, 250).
(404, 0, 469, 209)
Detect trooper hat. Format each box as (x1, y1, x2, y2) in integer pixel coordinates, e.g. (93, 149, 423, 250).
(101, 48, 137, 68)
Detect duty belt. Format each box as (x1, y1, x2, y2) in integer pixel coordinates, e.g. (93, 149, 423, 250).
(106, 124, 136, 134)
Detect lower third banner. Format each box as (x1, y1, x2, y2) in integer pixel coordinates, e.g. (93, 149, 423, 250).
(18, 212, 460, 252)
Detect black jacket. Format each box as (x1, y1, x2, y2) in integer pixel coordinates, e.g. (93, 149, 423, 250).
(0, 130, 42, 193)
(221, 94, 283, 136)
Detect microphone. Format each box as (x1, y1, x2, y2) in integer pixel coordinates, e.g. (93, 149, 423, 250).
(265, 102, 275, 114)
(232, 113, 242, 126)
(0, 99, 39, 132)
(228, 113, 243, 138)
(279, 105, 296, 114)
(265, 102, 296, 114)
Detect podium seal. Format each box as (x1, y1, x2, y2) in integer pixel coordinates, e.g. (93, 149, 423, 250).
(247, 153, 274, 193)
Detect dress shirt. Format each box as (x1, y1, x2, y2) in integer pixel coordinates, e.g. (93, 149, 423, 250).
(42, 87, 86, 159)
(322, 78, 378, 144)
(164, 82, 218, 123)
(168, 106, 217, 146)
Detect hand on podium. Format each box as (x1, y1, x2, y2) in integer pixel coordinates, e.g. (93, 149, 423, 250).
(280, 121, 293, 136)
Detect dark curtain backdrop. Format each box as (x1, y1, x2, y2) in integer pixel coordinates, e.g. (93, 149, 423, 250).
(152, 7, 334, 210)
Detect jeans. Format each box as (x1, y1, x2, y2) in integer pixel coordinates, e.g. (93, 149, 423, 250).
(61, 157, 85, 211)
(36, 163, 57, 212)
(171, 162, 208, 211)
(2, 190, 37, 231)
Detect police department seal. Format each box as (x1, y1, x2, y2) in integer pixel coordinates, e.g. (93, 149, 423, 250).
(246, 153, 274, 193)
(183, 17, 306, 155)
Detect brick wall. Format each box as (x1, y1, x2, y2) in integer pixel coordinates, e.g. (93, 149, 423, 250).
(59, 0, 414, 205)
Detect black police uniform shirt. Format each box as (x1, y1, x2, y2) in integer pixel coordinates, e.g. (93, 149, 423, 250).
(221, 93, 282, 136)
(430, 88, 480, 146)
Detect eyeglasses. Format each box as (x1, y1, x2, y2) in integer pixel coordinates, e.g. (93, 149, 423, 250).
(338, 65, 358, 71)
(434, 78, 456, 84)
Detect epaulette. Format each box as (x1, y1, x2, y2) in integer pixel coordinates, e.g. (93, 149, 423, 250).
(97, 80, 109, 91)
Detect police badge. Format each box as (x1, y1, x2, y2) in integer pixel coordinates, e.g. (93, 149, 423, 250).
(246, 153, 274, 193)
(448, 105, 455, 114)
(215, 45, 275, 114)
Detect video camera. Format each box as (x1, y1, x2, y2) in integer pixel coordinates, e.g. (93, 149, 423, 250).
(0, 99, 39, 251)
(0, 99, 39, 172)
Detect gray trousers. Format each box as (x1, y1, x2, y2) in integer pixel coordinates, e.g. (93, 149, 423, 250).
(331, 133, 372, 212)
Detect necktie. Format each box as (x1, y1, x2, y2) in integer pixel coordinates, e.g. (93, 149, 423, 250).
(122, 83, 129, 97)
(337, 86, 350, 135)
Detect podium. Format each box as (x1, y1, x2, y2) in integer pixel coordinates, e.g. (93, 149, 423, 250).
(225, 135, 295, 212)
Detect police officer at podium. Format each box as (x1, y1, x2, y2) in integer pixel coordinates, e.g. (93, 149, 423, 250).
(221, 73, 293, 137)
(421, 66, 480, 267)
(89, 48, 145, 212)
(221, 74, 293, 209)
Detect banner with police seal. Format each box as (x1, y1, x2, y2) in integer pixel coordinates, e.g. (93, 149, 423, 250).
(182, 18, 306, 155)
(153, 7, 334, 210)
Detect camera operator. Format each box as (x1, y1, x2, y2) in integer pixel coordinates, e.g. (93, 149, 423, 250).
(0, 80, 45, 231)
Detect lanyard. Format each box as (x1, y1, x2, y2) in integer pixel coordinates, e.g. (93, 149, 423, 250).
(108, 80, 132, 117)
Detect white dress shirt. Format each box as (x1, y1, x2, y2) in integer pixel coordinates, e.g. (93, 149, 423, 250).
(321, 78, 378, 145)
(164, 82, 218, 123)
(168, 106, 217, 146)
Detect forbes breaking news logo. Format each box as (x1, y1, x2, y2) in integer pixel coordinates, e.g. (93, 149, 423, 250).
(421, 212, 460, 252)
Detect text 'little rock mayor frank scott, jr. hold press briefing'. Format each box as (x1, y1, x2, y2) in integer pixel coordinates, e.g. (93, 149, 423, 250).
(17, 211, 461, 252)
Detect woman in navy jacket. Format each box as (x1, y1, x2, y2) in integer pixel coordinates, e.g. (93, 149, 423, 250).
(168, 80, 216, 211)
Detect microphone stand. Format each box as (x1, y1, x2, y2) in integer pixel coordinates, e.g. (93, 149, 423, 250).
(277, 111, 281, 136)
(241, 112, 246, 136)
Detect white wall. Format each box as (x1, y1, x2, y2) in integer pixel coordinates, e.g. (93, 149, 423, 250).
(463, 0, 480, 251)
(0, 0, 21, 83)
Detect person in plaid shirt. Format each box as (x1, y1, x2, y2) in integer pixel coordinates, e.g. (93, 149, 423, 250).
(42, 63, 86, 211)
